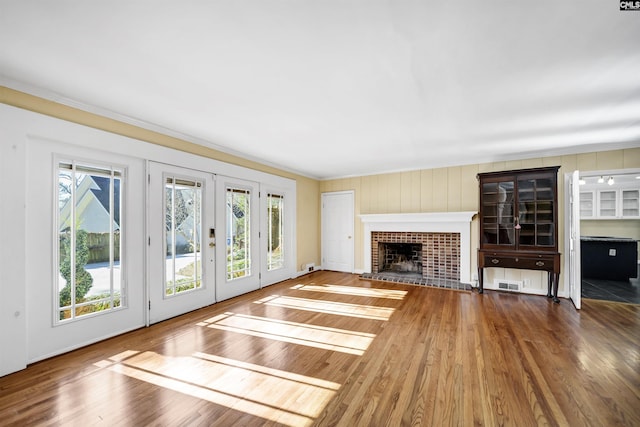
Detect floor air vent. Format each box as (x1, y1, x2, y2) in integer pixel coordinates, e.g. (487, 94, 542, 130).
(497, 280, 522, 291)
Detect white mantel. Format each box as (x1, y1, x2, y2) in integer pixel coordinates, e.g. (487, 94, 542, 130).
(360, 212, 477, 284)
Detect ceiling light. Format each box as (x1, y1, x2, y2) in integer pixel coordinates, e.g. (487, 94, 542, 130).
(597, 176, 604, 184)
(607, 176, 615, 185)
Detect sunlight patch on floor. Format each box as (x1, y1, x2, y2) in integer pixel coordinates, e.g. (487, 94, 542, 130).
(291, 283, 408, 300)
(198, 312, 375, 355)
(192, 352, 341, 390)
(101, 350, 337, 426)
(254, 294, 396, 321)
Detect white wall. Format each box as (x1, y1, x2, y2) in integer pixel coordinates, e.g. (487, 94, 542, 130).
(25, 136, 147, 362)
(0, 104, 297, 376)
(0, 108, 27, 376)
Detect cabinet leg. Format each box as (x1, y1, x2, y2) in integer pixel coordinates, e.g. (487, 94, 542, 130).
(553, 273, 560, 303)
(546, 271, 553, 298)
(478, 268, 483, 294)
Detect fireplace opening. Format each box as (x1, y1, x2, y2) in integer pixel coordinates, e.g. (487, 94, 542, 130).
(378, 243, 422, 275)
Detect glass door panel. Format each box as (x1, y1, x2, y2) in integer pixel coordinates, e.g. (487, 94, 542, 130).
(518, 176, 557, 248)
(580, 191, 594, 218)
(226, 187, 251, 280)
(260, 186, 294, 286)
(165, 177, 202, 296)
(216, 176, 260, 301)
(148, 162, 215, 324)
(267, 193, 285, 271)
(622, 189, 640, 217)
(481, 181, 515, 246)
(598, 190, 617, 217)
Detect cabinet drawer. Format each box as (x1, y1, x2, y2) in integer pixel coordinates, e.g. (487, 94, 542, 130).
(482, 255, 554, 270)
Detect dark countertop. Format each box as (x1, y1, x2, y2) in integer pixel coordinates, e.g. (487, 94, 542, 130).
(581, 236, 638, 243)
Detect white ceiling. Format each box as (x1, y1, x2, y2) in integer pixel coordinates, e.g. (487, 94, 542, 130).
(1, 1, 639, 179)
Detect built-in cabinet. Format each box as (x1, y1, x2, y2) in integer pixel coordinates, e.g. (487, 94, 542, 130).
(580, 187, 640, 219)
(477, 166, 561, 302)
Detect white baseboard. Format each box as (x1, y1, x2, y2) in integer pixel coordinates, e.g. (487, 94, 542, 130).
(293, 266, 323, 278)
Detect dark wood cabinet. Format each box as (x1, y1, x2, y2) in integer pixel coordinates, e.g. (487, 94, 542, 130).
(477, 166, 561, 302)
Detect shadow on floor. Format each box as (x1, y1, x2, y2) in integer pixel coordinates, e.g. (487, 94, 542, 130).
(582, 264, 639, 304)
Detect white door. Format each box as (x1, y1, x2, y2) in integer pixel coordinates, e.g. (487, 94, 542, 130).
(148, 162, 216, 323)
(322, 191, 354, 273)
(566, 170, 581, 309)
(216, 176, 260, 301)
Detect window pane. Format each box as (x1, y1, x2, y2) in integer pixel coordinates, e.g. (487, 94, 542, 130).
(57, 162, 124, 321)
(267, 193, 284, 271)
(227, 188, 251, 280)
(165, 177, 203, 296)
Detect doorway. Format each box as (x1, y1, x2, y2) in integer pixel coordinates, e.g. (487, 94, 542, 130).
(566, 168, 640, 305)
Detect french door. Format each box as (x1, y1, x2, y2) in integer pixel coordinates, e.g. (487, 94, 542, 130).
(148, 162, 216, 323)
(216, 176, 260, 301)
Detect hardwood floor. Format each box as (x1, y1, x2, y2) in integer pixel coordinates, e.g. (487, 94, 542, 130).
(1, 271, 639, 426)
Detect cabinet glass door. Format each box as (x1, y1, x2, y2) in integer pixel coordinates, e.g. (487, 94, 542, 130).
(598, 190, 617, 217)
(622, 189, 640, 217)
(518, 177, 555, 248)
(481, 181, 515, 246)
(580, 191, 594, 218)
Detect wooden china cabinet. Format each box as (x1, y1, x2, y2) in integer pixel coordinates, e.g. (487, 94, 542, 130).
(477, 166, 561, 302)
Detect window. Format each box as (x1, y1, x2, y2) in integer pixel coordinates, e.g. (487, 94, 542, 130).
(226, 187, 251, 280)
(57, 161, 124, 321)
(165, 177, 203, 296)
(267, 193, 284, 271)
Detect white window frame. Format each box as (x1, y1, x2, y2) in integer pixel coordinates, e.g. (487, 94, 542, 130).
(54, 156, 128, 325)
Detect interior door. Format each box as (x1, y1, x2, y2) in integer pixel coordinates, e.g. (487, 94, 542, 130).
(216, 176, 260, 301)
(322, 191, 354, 273)
(148, 162, 216, 324)
(567, 170, 582, 309)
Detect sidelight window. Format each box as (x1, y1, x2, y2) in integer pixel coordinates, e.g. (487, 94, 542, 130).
(226, 187, 251, 280)
(267, 193, 285, 271)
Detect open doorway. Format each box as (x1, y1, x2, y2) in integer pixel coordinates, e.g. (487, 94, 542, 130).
(574, 169, 640, 304)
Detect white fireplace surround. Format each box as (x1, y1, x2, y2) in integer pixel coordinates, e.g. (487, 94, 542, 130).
(360, 212, 477, 284)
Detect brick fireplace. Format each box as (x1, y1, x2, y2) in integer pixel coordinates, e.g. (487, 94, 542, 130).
(372, 231, 460, 282)
(360, 212, 476, 289)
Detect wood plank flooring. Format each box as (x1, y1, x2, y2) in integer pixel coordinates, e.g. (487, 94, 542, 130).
(1, 271, 639, 426)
